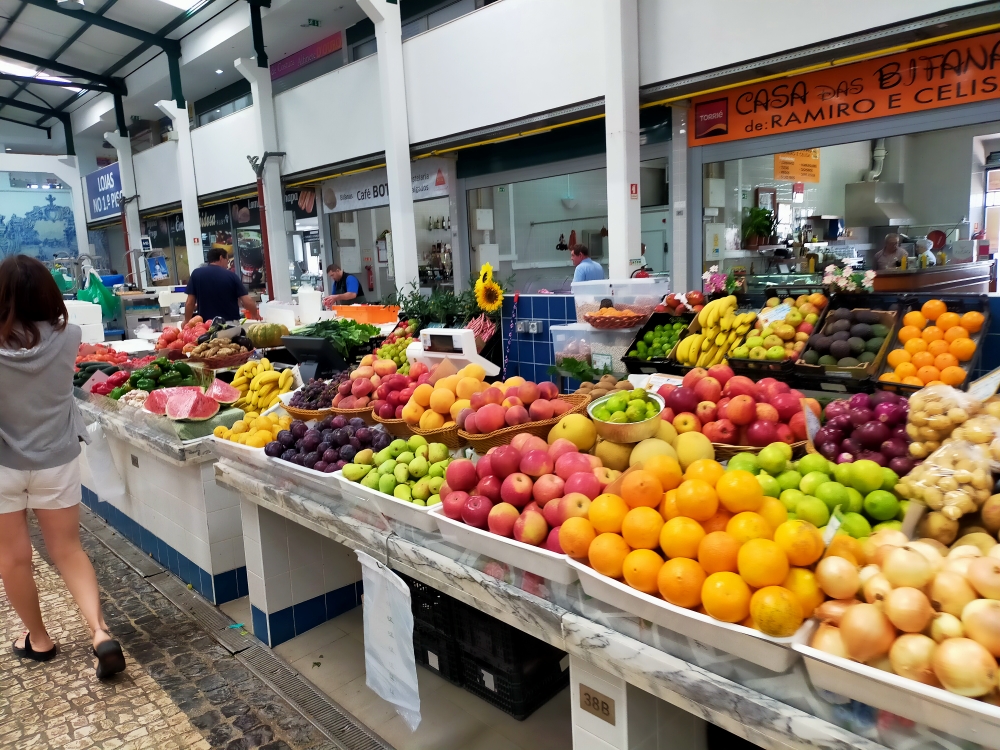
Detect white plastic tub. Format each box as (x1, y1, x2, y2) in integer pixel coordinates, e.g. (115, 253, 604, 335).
(794, 621, 1000, 748)
(430, 506, 577, 584)
(567, 558, 803, 672)
(611, 277, 670, 317)
(571, 279, 614, 322)
(334, 470, 438, 532)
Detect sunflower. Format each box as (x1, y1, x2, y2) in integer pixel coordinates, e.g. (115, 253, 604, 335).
(475, 265, 503, 313)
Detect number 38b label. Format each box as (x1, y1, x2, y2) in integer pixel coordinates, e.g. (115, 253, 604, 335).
(579, 684, 616, 726)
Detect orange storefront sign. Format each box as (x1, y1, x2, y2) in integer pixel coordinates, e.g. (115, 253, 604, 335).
(689, 31, 1000, 146)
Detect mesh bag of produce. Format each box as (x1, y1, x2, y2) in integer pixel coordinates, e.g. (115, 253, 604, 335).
(905, 385, 981, 460)
(896, 440, 993, 520)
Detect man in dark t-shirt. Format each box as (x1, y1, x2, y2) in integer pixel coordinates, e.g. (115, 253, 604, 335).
(184, 248, 259, 323)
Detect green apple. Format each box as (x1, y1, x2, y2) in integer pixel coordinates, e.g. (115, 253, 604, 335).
(731, 346, 750, 359)
(757, 444, 788, 475)
(749, 347, 767, 360)
(765, 346, 786, 361)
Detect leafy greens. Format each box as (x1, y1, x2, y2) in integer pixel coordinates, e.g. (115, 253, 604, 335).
(292, 319, 381, 359)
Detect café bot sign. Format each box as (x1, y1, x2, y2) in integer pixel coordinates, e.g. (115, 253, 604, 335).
(85, 162, 124, 221)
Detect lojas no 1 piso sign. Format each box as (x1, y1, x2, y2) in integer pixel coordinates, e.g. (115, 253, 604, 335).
(85, 162, 124, 221)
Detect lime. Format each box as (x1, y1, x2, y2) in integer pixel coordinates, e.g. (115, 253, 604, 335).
(800, 471, 831, 497)
(757, 472, 781, 499)
(608, 411, 629, 424)
(863, 490, 900, 521)
(881, 467, 900, 492)
(779, 488, 806, 512)
(845, 487, 864, 514)
(815, 482, 850, 513)
(594, 407, 612, 422)
(643, 332, 655, 344)
(798, 453, 831, 477)
(851, 460, 885, 495)
(796, 496, 830, 528)
(832, 462, 854, 487)
(771, 442, 793, 461)
(776, 470, 802, 492)
(727, 452, 760, 474)
(757, 444, 787, 475)
(873, 520, 903, 533)
(896, 499, 910, 521)
(606, 395, 628, 413)
(839, 512, 872, 539)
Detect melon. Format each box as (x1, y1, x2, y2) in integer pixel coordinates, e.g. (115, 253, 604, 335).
(165, 390, 220, 422)
(144, 386, 203, 416)
(206, 378, 241, 405)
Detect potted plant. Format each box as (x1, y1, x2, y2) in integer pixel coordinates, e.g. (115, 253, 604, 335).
(742, 206, 776, 250)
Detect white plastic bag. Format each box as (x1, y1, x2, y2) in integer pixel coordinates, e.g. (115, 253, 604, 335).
(81, 423, 127, 506)
(356, 551, 421, 731)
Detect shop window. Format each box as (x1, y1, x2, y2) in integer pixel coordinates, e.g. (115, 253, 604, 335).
(348, 0, 481, 59)
(196, 93, 252, 127)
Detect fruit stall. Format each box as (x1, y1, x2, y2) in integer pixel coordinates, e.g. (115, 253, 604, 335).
(76, 276, 1000, 748)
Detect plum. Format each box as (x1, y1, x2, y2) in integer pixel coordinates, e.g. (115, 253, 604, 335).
(332, 415, 348, 429)
(349, 417, 366, 429)
(265, 441, 284, 457)
(290, 421, 308, 439)
(277, 430, 295, 447)
(322, 448, 339, 464)
(302, 451, 320, 469)
(355, 427, 372, 446)
(313, 461, 328, 473)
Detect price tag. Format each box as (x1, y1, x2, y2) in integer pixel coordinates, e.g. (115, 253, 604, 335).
(592, 353, 613, 372)
(822, 513, 842, 545)
(758, 303, 791, 326)
(803, 403, 822, 443)
(968, 367, 1000, 401)
(645, 373, 682, 392)
(81, 369, 110, 393)
(579, 684, 616, 726)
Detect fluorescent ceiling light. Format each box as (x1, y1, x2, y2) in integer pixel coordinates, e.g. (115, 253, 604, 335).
(215, 69, 223, 74)
(153, 0, 201, 9)
(55, 0, 85, 7)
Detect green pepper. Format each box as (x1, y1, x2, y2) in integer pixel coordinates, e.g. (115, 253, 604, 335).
(153, 357, 171, 369)
(157, 371, 183, 388)
(170, 361, 193, 377)
(176, 376, 198, 387)
(128, 372, 142, 387)
(137, 364, 163, 381)
(110, 385, 131, 400)
(136, 378, 156, 392)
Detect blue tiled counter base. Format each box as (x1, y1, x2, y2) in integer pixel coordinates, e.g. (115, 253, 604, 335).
(250, 580, 362, 649)
(500, 294, 577, 384)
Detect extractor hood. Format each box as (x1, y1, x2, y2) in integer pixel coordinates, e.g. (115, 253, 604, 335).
(845, 182, 914, 227)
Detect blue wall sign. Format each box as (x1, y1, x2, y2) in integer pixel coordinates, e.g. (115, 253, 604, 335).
(85, 163, 123, 221)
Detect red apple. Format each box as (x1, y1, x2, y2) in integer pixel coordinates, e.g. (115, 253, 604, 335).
(558, 493, 592, 523)
(533, 474, 565, 505)
(476, 475, 503, 503)
(544, 526, 564, 553)
(490, 445, 522, 480)
(702, 418, 736, 443)
(399, 387, 415, 402)
(681, 367, 708, 390)
(513, 511, 548, 546)
(445, 459, 478, 492)
(695, 401, 717, 424)
(520, 449, 554, 477)
(796, 321, 814, 335)
(686, 290, 705, 305)
(659, 407, 676, 423)
(442, 490, 469, 520)
(726, 395, 756, 426)
(722, 376, 758, 400)
(665, 386, 700, 415)
(387, 391, 402, 407)
(693, 376, 722, 404)
(593, 466, 621, 490)
(706, 364, 734, 386)
(500, 473, 534, 508)
(672, 412, 701, 434)
(755, 402, 780, 423)
(547, 438, 579, 463)
(555, 452, 594, 479)
(789, 411, 807, 441)
(542, 499, 563, 527)
(771, 393, 801, 423)
(461, 494, 493, 528)
(564, 471, 601, 499)
(476, 456, 494, 481)
(746, 420, 778, 447)
(487, 502, 519, 537)
(416, 373, 431, 385)
(774, 423, 796, 444)
(585, 454, 602, 469)
(524, 501, 541, 516)
(656, 384, 676, 401)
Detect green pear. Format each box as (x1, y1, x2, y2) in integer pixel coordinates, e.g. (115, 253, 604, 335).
(393, 484, 412, 502)
(361, 471, 381, 490)
(354, 448, 374, 466)
(409, 456, 429, 478)
(342, 463, 372, 482)
(378, 474, 397, 494)
(428, 443, 450, 464)
(428, 476, 444, 493)
(427, 494, 441, 506)
(415, 445, 429, 459)
(388, 439, 408, 458)
(373, 448, 394, 465)
(428, 462, 445, 478)
(407, 435, 428, 451)
(396, 451, 415, 465)
(411, 498, 426, 506)
(411, 478, 432, 501)
(394, 464, 410, 483)
(378, 459, 397, 475)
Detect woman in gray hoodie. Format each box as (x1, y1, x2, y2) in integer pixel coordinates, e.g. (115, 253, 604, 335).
(0, 255, 125, 679)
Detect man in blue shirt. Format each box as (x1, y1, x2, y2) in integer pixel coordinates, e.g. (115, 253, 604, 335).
(571, 244, 605, 282)
(324, 263, 366, 306)
(184, 247, 258, 323)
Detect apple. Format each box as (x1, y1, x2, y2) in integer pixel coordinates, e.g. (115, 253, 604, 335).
(399, 387, 415, 402)
(533, 474, 565, 505)
(513, 511, 548, 546)
(544, 527, 564, 554)
(585, 454, 603, 469)
(755, 402, 780, 423)
(476, 455, 494, 481)
(442, 490, 470, 520)
(722, 376, 758, 400)
(490, 445, 523, 480)
(656, 384, 676, 401)
(673, 412, 702, 434)
(716, 396, 731, 417)
(746, 420, 778, 447)
(524, 501, 542, 516)
(520, 449, 554, 477)
(789, 411, 807, 441)
(659, 407, 676, 423)
(702, 418, 736, 443)
(696, 401, 717, 424)
(687, 290, 705, 306)
(555, 452, 594, 480)
(512, 433, 548, 454)
(487, 502, 519, 536)
(706, 364, 734, 386)
(693, 376, 722, 404)
(682, 367, 708, 390)
(558, 492, 592, 522)
(445, 459, 478, 492)
(564, 471, 601, 499)
(548, 438, 579, 462)
(476, 475, 503, 503)
(501, 473, 534, 507)
(542, 499, 563, 527)
(593, 466, 621, 490)
(774, 423, 796, 444)
(771, 393, 802, 423)
(665, 386, 700, 415)
(726, 394, 756, 426)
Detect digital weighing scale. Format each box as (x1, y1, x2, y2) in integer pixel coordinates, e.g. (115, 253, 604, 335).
(405, 328, 500, 376)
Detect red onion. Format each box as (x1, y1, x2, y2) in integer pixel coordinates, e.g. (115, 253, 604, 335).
(869, 390, 901, 407)
(891, 425, 909, 440)
(837, 452, 855, 464)
(819, 442, 841, 459)
(881, 437, 909, 459)
(849, 393, 872, 410)
(850, 407, 875, 427)
(827, 414, 853, 432)
(825, 400, 850, 419)
(816, 426, 843, 446)
(854, 421, 890, 448)
(874, 402, 907, 426)
(888, 456, 916, 475)
(859, 450, 887, 467)
(841, 437, 862, 455)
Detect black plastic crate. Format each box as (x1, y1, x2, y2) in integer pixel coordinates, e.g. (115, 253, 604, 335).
(399, 573, 460, 635)
(413, 621, 463, 685)
(453, 604, 564, 670)
(621, 312, 693, 374)
(460, 650, 569, 720)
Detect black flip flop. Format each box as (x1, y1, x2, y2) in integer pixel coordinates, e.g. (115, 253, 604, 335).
(12, 632, 57, 662)
(93, 638, 126, 679)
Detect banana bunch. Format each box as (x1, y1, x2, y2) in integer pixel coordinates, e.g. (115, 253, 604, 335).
(231, 359, 294, 412)
(675, 304, 758, 369)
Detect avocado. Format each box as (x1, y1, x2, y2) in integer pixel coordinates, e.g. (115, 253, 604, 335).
(830, 339, 852, 359)
(819, 354, 838, 366)
(848, 336, 866, 355)
(855, 310, 880, 325)
(837, 357, 860, 367)
(871, 323, 889, 339)
(831, 331, 850, 343)
(865, 337, 885, 353)
(850, 323, 873, 339)
(803, 350, 820, 365)
(826, 319, 852, 335)
(858, 351, 876, 363)
(831, 307, 853, 322)
(811, 334, 832, 353)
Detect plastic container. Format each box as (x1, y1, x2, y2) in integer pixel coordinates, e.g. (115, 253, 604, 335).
(550, 323, 639, 375)
(793, 621, 1000, 747)
(622, 312, 693, 375)
(610, 277, 671, 317)
(453, 603, 565, 671)
(65, 300, 103, 326)
(460, 650, 569, 721)
(333, 471, 438, 533)
(413, 621, 464, 685)
(429, 506, 577, 584)
(400, 573, 461, 635)
(571, 280, 614, 322)
(566, 558, 803, 672)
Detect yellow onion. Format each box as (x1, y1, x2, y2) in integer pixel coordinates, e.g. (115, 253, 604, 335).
(931, 638, 999, 697)
(815, 599, 860, 626)
(815, 556, 860, 600)
(885, 587, 934, 633)
(930, 612, 964, 643)
(864, 574, 893, 608)
(890, 634, 940, 686)
(840, 603, 896, 663)
(907, 541, 944, 572)
(967, 557, 1000, 600)
(943, 556, 975, 578)
(810, 623, 848, 658)
(962, 599, 1000, 657)
(858, 564, 881, 587)
(988, 544, 1000, 560)
(870, 529, 909, 548)
(917, 538, 950, 556)
(872, 544, 900, 568)
(930, 570, 978, 618)
(882, 546, 934, 589)
(866, 655, 894, 672)
(948, 545, 983, 560)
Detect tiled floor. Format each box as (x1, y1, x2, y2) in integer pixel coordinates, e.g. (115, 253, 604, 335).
(222, 598, 574, 750)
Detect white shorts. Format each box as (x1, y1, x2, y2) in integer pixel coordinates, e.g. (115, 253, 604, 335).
(0, 457, 81, 514)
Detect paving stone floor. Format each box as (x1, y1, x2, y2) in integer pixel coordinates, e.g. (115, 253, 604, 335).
(0, 517, 336, 750)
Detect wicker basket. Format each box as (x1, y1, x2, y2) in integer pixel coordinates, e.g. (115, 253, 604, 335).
(409, 423, 463, 451)
(372, 413, 414, 439)
(328, 404, 376, 424)
(187, 350, 254, 370)
(458, 394, 590, 454)
(712, 440, 808, 461)
(583, 312, 646, 329)
(283, 404, 334, 422)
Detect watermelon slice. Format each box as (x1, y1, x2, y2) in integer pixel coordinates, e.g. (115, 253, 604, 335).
(144, 386, 204, 416)
(165, 390, 220, 421)
(205, 378, 241, 405)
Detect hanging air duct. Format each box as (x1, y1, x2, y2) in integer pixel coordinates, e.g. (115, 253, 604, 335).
(846, 139, 913, 226)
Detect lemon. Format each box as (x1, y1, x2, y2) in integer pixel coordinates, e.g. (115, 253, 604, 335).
(213, 425, 227, 438)
(231, 420, 247, 434)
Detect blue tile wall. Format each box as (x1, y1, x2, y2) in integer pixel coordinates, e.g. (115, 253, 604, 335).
(499, 294, 577, 385)
(256, 581, 362, 648)
(81, 483, 246, 606)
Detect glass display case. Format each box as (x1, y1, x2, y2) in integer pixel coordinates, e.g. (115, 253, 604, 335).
(745, 273, 822, 292)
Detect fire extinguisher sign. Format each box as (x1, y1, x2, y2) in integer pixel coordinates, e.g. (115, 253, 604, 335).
(630, 184, 638, 200)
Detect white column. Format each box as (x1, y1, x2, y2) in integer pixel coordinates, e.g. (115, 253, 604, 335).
(357, 0, 420, 292)
(155, 100, 204, 267)
(604, 0, 642, 281)
(102, 132, 144, 282)
(670, 106, 689, 294)
(235, 58, 293, 303)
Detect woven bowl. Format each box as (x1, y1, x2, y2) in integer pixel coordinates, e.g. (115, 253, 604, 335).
(713, 440, 808, 461)
(187, 350, 254, 370)
(371, 413, 414, 438)
(458, 394, 590, 455)
(283, 404, 334, 422)
(329, 404, 376, 425)
(587, 392, 665, 443)
(408, 422, 463, 451)
(584, 312, 646, 329)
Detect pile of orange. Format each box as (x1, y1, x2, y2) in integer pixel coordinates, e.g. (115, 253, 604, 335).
(560, 457, 831, 638)
(880, 300, 980, 386)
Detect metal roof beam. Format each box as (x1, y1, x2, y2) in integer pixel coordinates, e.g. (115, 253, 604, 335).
(0, 72, 111, 92)
(20, 0, 181, 55)
(0, 94, 72, 153)
(0, 44, 120, 88)
(0, 114, 50, 137)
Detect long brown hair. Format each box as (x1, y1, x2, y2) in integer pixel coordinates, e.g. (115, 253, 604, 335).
(0, 255, 68, 350)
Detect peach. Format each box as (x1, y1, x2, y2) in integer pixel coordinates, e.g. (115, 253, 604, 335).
(538, 381, 559, 400)
(529, 399, 554, 420)
(359, 354, 375, 367)
(505, 386, 520, 399)
(564, 471, 601, 499)
(373, 359, 397, 377)
(445, 459, 478, 492)
(505, 405, 531, 426)
(401, 400, 425, 425)
(533, 474, 565, 505)
(504, 376, 526, 388)
(513, 510, 548, 546)
(726, 394, 756, 426)
(512, 434, 548, 454)
(463, 412, 479, 433)
(520, 449, 554, 477)
(482, 387, 504, 405)
(476, 403, 507, 432)
(550, 399, 571, 416)
(558, 493, 592, 522)
(502, 396, 524, 408)
(501, 473, 534, 508)
(548, 438, 579, 463)
(518, 381, 540, 405)
(555, 452, 593, 479)
(351, 365, 375, 380)
(470, 392, 486, 410)
(487, 503, 519, 537)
